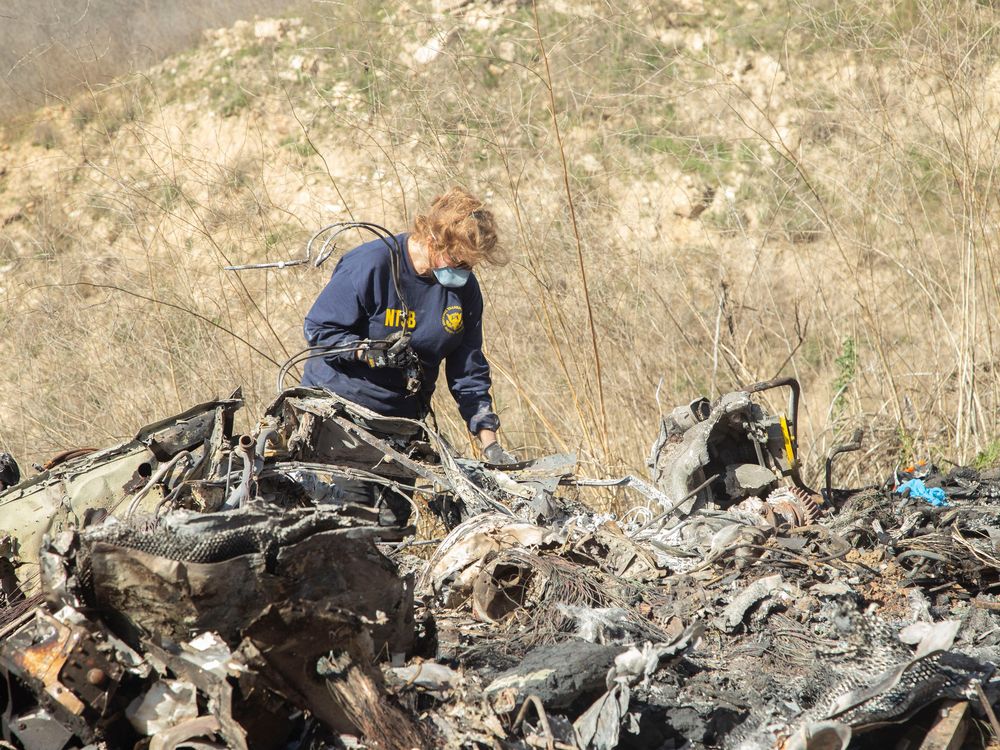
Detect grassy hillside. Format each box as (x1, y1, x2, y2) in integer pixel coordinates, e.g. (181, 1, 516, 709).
(1, 0, 999, 504)
(0, 0, 308, 119)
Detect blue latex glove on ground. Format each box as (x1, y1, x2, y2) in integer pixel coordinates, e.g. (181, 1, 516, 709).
(895, 478, 950, 507)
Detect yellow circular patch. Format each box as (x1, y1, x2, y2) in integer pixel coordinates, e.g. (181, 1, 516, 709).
(442, 305, 464, 334)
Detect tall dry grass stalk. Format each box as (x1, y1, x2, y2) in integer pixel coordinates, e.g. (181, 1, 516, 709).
(530, 0, 610, 461)
(0, 0, 998, 512)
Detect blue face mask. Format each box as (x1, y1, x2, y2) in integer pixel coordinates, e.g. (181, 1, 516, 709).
(433, 267, 471, 288)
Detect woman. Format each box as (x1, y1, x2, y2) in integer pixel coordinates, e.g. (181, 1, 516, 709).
(301, 187, 515, 466)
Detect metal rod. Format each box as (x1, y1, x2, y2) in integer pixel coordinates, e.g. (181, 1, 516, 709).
(573, 474, 672, 508)
(824, 428, 864, 503)
(125, 452, 194, 517)
(976, 682, 1000, 743)
(222, 436, 255, 510)
(629, 473, 721, 537)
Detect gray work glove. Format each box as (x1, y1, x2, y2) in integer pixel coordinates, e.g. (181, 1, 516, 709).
(483, 441, 517, 466)
(362, 331, 417, 369)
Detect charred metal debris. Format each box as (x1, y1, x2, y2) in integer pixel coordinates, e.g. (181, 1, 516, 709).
(1, 380, 1000, 749)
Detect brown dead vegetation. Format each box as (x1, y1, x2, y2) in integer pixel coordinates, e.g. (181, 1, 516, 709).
(0, 0, 999, 511)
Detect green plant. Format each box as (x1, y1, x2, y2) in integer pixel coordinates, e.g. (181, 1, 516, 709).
(158, 183, 183, 210)
(30, 120, 60, 149)
(630, 134, 735, 179)
(973, 439, 1000, 471)
(832, 337, 858, 413)
(896, 426, 917, 468)
(278, 136, 316, 157)
(71, 98, 100, 130)
(219, 87, 251, 117)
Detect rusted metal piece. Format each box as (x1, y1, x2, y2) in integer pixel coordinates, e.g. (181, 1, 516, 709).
(1, 613, 85, 716)
(0, 610, 125, 735)
(974, 682, 1000, 743)
(766, 487, 823, 527)
(917, 701, 968, 750)
(85, 668, 106, 686)
(57, 628, 124, 715)
(42, 449, 98, 471)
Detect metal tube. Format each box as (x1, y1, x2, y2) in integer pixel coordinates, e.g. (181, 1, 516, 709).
(742, 376, 816, 493)
(253, 428, 278, 479)
(744, 376, 801, 442)
(824, 428, 864, 503)
(223, 222, 333, 270)
(125, 452, 194, 517)
(222, 436, 255, 510)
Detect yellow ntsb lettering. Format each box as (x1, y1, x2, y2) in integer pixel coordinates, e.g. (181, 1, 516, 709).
(384, 308, 417, 329)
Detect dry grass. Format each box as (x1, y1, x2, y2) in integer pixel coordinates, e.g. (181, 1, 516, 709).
(0, 0, 312, 121)
(0, 0, 998, 511)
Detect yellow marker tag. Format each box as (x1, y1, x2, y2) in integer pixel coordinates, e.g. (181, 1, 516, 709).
(779, 415, 795, 468)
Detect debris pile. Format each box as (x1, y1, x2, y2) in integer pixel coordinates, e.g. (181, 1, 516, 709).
(2, 380, 999, 749)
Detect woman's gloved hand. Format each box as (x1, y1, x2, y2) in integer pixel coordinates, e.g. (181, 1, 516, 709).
(361, 331, 417, 369)
(483, 441, 517, 466)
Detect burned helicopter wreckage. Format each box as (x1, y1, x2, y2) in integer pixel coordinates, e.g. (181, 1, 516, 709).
(1, 378, 1000, 750)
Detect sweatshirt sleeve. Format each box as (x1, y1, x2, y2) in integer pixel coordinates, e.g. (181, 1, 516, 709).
(303, 254, 370, 362)
(445, 281, 500, 434)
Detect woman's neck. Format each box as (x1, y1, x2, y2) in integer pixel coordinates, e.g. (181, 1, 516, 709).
(408, 236, 433, 276)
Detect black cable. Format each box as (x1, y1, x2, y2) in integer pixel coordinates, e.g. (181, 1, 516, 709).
(278, 221, 427, 400)
(276, 345, 369, 392)
(312, 222, 410, 325)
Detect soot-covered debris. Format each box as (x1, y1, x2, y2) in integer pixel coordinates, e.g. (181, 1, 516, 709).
(1, 381, 999, 749)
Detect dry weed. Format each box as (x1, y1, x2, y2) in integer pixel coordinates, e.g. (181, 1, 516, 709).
(0, 0, 998, 514)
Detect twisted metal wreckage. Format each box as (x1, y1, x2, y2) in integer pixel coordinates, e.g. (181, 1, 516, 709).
(2, 376, 1000, 750)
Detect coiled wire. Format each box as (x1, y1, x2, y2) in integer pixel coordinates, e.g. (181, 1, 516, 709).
(258, 222, 414, 393)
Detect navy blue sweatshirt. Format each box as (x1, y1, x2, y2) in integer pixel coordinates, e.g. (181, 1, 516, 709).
(301, 233, 500, 433)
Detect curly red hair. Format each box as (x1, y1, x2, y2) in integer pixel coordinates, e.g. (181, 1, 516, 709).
(411, 187, 505, 267)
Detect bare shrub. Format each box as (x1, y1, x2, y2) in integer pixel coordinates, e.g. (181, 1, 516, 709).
(30, 120, 60, 149)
